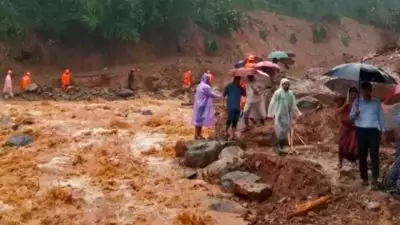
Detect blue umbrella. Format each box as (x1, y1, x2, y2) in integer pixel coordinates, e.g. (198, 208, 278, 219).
(268, 51, 289, 59)
(324, 63, 397, 84)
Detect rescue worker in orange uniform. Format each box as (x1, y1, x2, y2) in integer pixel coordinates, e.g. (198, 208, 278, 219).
(183, 70, 192, 89)
(61, 69, 71, 90)
(20, 72, 32, 92)
(244, 55, 256, 68)
(207, 70, 213, 85)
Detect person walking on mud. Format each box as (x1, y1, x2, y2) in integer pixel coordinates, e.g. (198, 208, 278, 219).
(3, 69, 13, 98)
(350, 82, 385, 189)
(267, 78, 302, 154)
(242, 75, 265, 131)
(127, 68, 139, 91)
(191, 73, 221, 139)
(223, 76, 245, 140)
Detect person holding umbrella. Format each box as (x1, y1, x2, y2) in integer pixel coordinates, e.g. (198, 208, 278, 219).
(349, 82, 385, 188)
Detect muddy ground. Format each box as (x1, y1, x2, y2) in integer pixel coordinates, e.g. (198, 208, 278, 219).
(0, 96, 398, 225)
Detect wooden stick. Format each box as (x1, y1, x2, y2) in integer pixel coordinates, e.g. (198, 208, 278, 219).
(289, 195, 331, 218)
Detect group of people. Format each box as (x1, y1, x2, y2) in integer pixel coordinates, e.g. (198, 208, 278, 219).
(2, 68, 72, 97)
(190, 63, 400, 192)
(191, 62, 302, 155)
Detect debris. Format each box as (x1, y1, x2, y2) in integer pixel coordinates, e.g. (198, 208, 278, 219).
(366, 201, 381, 211)
(5, 135, 33, 147)
(141, 110, 153, 116)
(289, 195, 331, 217)
(115, 88, 134, 97)
(220, 171, 262, 192)
(297, 96, 320, 111)
(208, 199, 246, 214)
(175, 140, 189, 158)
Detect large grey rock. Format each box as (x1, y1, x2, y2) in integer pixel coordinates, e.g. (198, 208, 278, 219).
(5, 135, 33, 147)
(220, 171, 261, 191)
(198, 146, 245, 183)
(27, 83, 39, 92)
(233, 180, 272, 202)
(296, 96, 320, 111)
(184, 141, 222, 168)
(220, 171, 272, 201)
(115, 89, 134, 97)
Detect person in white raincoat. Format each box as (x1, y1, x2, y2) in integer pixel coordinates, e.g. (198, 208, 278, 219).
(268, 78, 302, 153)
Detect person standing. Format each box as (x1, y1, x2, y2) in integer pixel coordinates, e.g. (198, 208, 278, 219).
(61, 69, 71, 90)
(128, 69, 139, 91)
(242, 75, 264, 131)
(268, 78, 302, 154)
(223, 76, 245, 140)
(20, 72, 32, 93)
(3, 69, 13, 98)
(192, 73, 221, 139)
(182, 70, 192, 90)
(349, 82, 385, 188)
(337, 87, 358, 169)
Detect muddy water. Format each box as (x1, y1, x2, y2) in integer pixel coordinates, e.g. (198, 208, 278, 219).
(0, 98, 246, 224)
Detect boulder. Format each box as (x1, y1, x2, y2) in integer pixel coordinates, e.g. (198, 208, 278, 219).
(175, 140, 188, 158)
(219, 146, 245, 160)
(198, 146, 245, 183)
(5, 135, 33, 147)
(220, 171, 272, 201)
(115, 89, 134, 97)
(220, 140, 247, 151)
(183, 168, 198, 179)
(184, 141, 222, 168)
(207, 199, 246, 214)
(296, 96, 320, 111)
(27, 83, 39, 92)
(233, 180, 272, 201)
(220, 171, 262, 191)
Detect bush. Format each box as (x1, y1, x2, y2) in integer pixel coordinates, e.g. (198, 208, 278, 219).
(312, 23, 327, 43)
(205, 36, 218, 56)
(289, 33, 297, 44)
(259, 29, 268, 41)
(341, 35, 351, 47)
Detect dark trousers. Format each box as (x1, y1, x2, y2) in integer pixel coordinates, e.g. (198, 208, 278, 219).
(356, 127, 381, 182)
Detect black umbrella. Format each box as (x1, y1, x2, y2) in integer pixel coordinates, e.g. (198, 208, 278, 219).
(324, 63, 397, 84)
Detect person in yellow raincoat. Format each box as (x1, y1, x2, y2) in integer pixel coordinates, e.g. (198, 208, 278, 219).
(61, 69, 71, 90)
(20, 72, 32, 93)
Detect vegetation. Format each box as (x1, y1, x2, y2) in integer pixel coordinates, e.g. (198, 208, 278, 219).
(312, 23, 327, 43)
(341, 35, 351, 47)
(289, 33, 297, 44)
(0, 0, 398, 45)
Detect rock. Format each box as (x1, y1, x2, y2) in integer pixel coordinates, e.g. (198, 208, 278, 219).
(183, 168, 197, 179)
(141, 110, 153, 116)
(184, 141, 222, 168)
(233, 180, 272, 201)
(220, 140, 246, 150)
(175, 140, 188, 158)
(199, 151, 245, 183)
(208, 199, 246, 214)
(219, 146, 245, 160)
(220, 171, 262, 191)
(296, 96, 320, 111)
(5, 135, 33, 147)
(366, 201, 381, 211)
(115, 89, 134, 97)
(27, 83, 39, 92)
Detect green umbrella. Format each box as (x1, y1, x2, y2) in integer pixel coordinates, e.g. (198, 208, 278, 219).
(268, 51, 289, 59)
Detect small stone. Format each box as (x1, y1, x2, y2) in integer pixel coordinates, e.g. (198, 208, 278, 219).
(183, 168, 197, 179)
(218, 146, 244, 160)
(208, 199, 246, 214)
(141, 110, 153, 116)
(5, 135, 33, 147)
(366, 201, 381, 211)
(115, 89, 134, 97)
(233, 180, 272, 201)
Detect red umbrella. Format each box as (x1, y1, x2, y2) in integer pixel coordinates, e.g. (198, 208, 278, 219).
(255, 61, 280, 76)
(383, 85, 399, 105)
(229, 67, 256, 77)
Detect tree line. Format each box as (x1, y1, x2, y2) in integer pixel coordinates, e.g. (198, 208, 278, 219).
(0, 0, 398, 44)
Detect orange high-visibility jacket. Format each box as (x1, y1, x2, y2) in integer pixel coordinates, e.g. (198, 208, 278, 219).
(208, 73, 213, 85)
(20, 75, 31, 90)
(183, 71, 192, 88)
(240, 80, 247, 112)
(61, 72, 71, 89)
